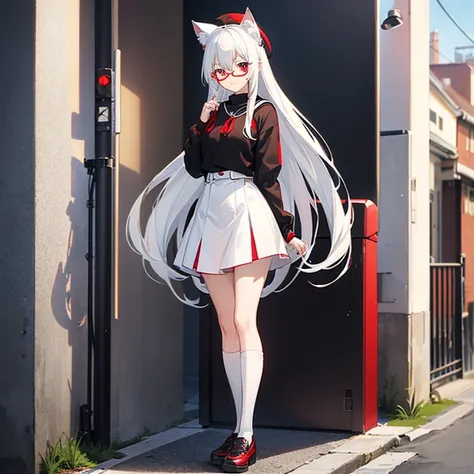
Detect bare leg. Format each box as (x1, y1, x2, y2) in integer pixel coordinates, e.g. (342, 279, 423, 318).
(203, 272, 240, 352)
(203, 273, 241, 433)
(233, 257, 271, 444)
(234, 257, 271, 352)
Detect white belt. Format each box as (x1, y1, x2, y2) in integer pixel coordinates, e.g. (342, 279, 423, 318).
(205, 170, 251, 183)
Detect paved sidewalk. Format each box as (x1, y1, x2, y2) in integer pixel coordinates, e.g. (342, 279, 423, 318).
(87, 421, 403, 474)
(88, 380, 474, 474)
(102, 427, 349, 474)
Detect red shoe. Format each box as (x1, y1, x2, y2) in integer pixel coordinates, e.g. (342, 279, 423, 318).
(210, 433, 237, 466)
(222, 436, 257, 473)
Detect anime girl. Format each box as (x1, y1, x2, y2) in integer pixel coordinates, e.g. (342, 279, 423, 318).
(127, 8, 352, 473)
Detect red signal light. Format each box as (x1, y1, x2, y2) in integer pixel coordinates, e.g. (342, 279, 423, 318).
(98, 74, 111, 87)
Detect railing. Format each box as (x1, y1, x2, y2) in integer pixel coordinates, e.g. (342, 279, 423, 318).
(430, 256, 465, 386)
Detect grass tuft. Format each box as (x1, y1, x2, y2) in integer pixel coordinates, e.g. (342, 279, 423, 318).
(387, 399, 457, 428)
(39, 427, 155, 473)
(39, 435, 96, 474)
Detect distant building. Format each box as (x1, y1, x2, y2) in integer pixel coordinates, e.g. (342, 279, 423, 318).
(429, 71, 458, 263)
(431, 62, 474, 314)
(454, 46, 474, 66)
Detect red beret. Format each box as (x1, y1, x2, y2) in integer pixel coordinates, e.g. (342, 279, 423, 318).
(214, 13, 273, 59)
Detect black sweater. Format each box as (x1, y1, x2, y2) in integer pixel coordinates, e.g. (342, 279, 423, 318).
(184, 93, 295, 243)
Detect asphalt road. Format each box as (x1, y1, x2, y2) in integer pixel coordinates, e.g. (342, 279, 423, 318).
(391, 412, 474, 474)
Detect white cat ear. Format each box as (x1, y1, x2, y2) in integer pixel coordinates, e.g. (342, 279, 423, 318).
(239, 8, 262, 44)
(241, 8, 258, 27)
(192, 21, 217, 46)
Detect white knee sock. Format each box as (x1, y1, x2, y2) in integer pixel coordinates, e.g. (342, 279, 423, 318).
(222, 351, 242, 433)
(238, 350, 264, 444)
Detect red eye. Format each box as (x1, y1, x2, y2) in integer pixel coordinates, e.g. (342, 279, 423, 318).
(211, 68, 229, 82)
(237, 62, 249, 73)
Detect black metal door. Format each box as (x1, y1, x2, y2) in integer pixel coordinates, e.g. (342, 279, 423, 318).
(186, 1, 380, 432)
(183, 0, 379, 202)
(200, 202, 378, 433)
(206, 238, 364, 431)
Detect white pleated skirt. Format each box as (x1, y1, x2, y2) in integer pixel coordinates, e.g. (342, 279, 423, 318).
(174, 170, 290, 276)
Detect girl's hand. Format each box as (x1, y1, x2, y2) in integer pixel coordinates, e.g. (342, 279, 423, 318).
(287, 237, 308, 256)
(200, 96, 220, 122)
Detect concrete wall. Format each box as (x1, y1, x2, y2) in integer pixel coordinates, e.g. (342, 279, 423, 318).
(1, 0, 186, 471)
(112, 0, 185, 442)
(379, 0, 430, 405)
(378, 132, 410, 407)
(0, 2, 36, 473)
(34, 0, 94, 466)
(34, 0, 187, 452)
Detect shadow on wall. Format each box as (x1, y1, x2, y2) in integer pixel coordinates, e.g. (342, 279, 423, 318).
(113, 0, 186, 436)
(111, 0, 201, 443)
(48, 0, 205, 448)
(50, 0, 94, 441)
(50, 157, 89, 436)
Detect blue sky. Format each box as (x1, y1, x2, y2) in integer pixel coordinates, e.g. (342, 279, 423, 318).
(430, 0, 474, 63)
(380, 0, 474, 63)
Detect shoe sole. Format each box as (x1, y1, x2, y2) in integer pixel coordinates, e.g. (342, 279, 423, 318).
(222, 465, 249, 473)
(222, 453, 257, 473)
(210, 457, 226, 466)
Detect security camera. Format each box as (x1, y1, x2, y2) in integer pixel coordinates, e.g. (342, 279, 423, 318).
(381, 9, 403, 30)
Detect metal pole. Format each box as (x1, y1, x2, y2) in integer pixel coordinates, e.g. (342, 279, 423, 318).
(93, 0, 113, 447)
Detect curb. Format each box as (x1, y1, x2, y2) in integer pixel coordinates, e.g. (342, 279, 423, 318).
(330, 454, 366, 474)
(332, 434, 400, 463)
(82, 403, 474, 474)
(292, 402, 474, 473)
(292, 434, 400, 473)
(290, 453, 366, 474)
(401, 402, 474, 443)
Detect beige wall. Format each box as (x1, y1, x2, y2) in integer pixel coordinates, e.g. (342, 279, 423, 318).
(34, 0, 94, 464)
(380, 0, 431, 404)
(32, 0, 186, 470)
(113, 0, 185, 442)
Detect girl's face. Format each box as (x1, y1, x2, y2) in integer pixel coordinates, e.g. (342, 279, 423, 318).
(211, 56, 251, 93)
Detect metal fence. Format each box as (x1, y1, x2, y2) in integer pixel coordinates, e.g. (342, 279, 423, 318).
(430, 256, 465, 386)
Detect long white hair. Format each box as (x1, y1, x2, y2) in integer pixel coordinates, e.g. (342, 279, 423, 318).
(126, 9, 353, 308)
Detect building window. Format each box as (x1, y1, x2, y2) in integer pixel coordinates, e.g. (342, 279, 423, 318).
(430, 109, 437, 124)
(439, 116, 444, 130)
(464, 184, 474, 216)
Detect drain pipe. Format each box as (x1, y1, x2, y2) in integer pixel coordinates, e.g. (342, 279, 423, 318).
(82, 0, 114, 447)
